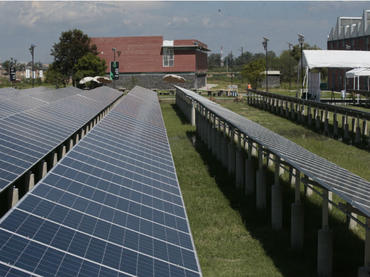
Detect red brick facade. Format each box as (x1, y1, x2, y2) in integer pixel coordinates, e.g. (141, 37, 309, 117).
(90, 36, 208, 74)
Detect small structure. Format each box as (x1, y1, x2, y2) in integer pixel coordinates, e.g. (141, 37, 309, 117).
(260, 70, 280, 88)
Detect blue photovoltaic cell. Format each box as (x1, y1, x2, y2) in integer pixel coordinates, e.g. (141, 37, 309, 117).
(0, 86, 201, 277)
(0, 86, 121, 192)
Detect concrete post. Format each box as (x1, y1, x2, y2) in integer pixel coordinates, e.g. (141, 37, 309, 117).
(317, 188, 333, 277)
(346, 203, 358, 230)
(271, 157, 283, 230)
(81, 128, 85, 138)
(358, 218, 370, 277)
(40, 160, 47, 179)
(289, 167, 296, 188)
(245, 144, 255, 196)
(228, 129, 236, 175)
(291, 170, 304, 250)
(223, 125, 229, 168)
(305, 176, 313, 197)
(59, 145, 67, 159)
(315, 109, 321, 131)
(52, 151, 58, 167)
(26, 172, 35, 192)
(8, 186, 19, 208)
(191, 101, 196, 126)
(235, 133, 244, 190)
(355, 117, 362, 145)
(307, 106, 312, 127)
(256, 145, 267, 210)
(69, 137, 74, 151)
(324, 110, 329, 135)
(343, 115, 350, 143)
(362, 120, 368, 146)
(333, 113, 338, 139)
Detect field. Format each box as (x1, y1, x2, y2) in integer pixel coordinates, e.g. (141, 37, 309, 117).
(160, 99, 367, 277)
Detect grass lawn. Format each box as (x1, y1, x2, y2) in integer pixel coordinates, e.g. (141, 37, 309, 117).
(161, 100, 365, 277)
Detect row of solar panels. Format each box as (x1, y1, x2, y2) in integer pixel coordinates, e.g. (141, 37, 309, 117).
(0, 86, 201, 277)
(175, 85, 370, 217)
(0, 86, 122, 193)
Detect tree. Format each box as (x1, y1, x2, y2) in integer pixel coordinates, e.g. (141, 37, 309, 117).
(1, 60, 10, 74)
(278, 50, 296, 83)
(50, 29, 98, 86)
(241, 58, 265, 89)
(208, 53, 222, 69)
(73, 53, 107, 88)
(45, 63, 69, 88)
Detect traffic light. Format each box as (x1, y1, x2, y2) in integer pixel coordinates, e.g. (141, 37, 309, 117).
(110, 61, 119, 80)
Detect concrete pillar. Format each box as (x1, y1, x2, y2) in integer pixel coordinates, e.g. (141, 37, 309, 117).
(307, 106, 312, 126)
(8, 186, 19, 208)
(69, 137, 74, 151)
(26, 172, 35, 192)
(52, 152, 58, 167)
(317, 189, 333, 277)
(324, 110, 329, 135)
(315, 109, 321, 131)
(271, 157, 283, 230)
(346, 203, 358, 230)
(358, 218, 370, 277)
(289, 167, 296, 188)
(363, 120, 368, 146)
(343, 115, 350, 143)
(191, 101, 196, 126)
(81, 128, 85, 138)
(328, 191, 333, 210)
(228, 130, 236, 175)
(39, 160, 47, 179)
(256, 145, 266, 210)
(333, 113, 338, 139)
(245, 155, 255, 196)
(222, 125, 229, 168)
(351, 117, 356, 140)
(59, 145, 67, 159)
(305, 176, 313, 197)
(291, 170, 304, 250)
(235, 133, 245, 190)
(75, 133, 80, 144)
(355, 117, 362, 145)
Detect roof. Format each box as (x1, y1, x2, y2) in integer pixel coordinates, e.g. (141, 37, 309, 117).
(301, 50, 370, 69)
(346, 67, 370, 77)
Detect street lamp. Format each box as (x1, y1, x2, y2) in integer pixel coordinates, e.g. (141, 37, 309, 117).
(298, 34, 304, 98)
(287, 42, 293, 90)
(29, 44, 36, 88)
(262, 37, 269, 92)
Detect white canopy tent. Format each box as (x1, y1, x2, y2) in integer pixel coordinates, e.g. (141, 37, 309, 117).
(345, 68, 370, 91)
(298, 50, 370, 98)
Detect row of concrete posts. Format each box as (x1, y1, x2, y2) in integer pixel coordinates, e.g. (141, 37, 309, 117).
(175, 88, 370, 277)
(247, 91, 369, 148)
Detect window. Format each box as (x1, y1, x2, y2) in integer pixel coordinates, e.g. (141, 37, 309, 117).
(163, 48, 174, 67)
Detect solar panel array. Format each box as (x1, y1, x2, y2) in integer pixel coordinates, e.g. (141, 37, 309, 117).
(176, 86, 370, 217)
(0, 86, 122, 192)
(0, 86, 201, 277)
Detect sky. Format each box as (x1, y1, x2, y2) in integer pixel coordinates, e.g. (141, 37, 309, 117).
(0, 1, 369, 64)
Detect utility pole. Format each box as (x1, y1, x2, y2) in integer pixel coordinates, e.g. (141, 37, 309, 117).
(262, 37, 269, 92)
(29, 44, 36, 88)
(298, 34, 305, 99)
(288, 42, 293, 91)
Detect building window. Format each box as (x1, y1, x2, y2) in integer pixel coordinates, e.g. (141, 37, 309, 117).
(163, 48, 174, 67)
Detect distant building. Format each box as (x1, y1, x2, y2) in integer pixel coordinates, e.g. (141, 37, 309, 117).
(327, 10, 370, 90)
(90, 36, 209, 89)
(260, 70, 281, 88)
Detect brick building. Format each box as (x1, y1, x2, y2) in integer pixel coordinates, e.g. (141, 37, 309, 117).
(90, 36, 209, 89)
(327, 10, 370, 91)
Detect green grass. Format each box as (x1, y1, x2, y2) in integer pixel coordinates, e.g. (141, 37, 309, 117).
(161, 100, 365, 277)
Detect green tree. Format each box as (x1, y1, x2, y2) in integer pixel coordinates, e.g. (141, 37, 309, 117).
(50, 29, 98, 86)
(1, 60, 10, 74)
(241, 58, 265, 89)
(45, 63, 69, 88)
(278, 50, 296, 84)
(208, 53, 222, 69)
(73, 53, 107, 88)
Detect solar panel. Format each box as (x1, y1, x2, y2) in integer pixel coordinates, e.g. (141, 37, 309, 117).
(175, 86, 370, 217)
(0, 86, 201, 277)
(0, 86, 122, 192)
